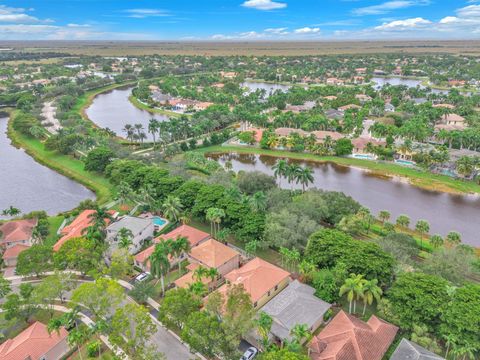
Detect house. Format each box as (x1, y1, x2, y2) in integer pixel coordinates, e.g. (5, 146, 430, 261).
(308, 310, 398, 360)
(384, 103, 396, 113)
(275, 127, 309, 138)
(220, 71, 237, 79)
(174, 239, 241, 290)
(52, 209, 116, 252)
(0, 321, 69, 360)
(106, 216, 154, 254)
(355, 68, 367, 75)
(0, 219, 37, 267)
(285, 101, 316, 113)
(260, 280, 331, 344)
(355, 94, 372, 104)
(311, 131, 344, 143)
(134, 225, 211, 271)
(218, 257, 291, 309)
(323, 96, 338, 101)
(390, 338, 444, 360)
(325, 109, 344, 120)
(352, 137, 386, 155)
(443, 114, 466, 128)
(432, 103, 455, 109)
(338, 104, 361, 112)
(326, 78, 344, 86)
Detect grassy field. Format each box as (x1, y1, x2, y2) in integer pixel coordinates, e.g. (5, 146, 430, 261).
(44, 215, 64, 246)
(7, 114, 113, 204)
(197, 145, 480, 195)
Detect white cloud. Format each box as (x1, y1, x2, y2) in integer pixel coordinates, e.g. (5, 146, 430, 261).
(0, 5, 43, 23)
(124, 9, 170, 18)
(241, 0, 287, 11)
(294, 27, 320, 34)
(375, 17, 431, 30)
(264, 27, 289, 35)
(67, 23, 91, 28)
(352, 0, 429, 16)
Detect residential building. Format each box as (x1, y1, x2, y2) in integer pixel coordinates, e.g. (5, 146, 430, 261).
(339, 104, 361, 112)
(311, 131, 344, 143)
(0, 219, 37, 267)
(308, 310, 398, 360)
(384, 103, 396, 113)
(260, 280, 331, 344)
(106, 216, 154, 254)
(390, 339, 444, 360)
(218, 257, 291, 309)
(275, 127, 309, 138)
(351, 137, 386, 155)
(0, 321, 69, 360)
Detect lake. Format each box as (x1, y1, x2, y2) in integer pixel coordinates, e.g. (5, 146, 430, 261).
(86, 86, 169, 140)
(209, 152, 480, 247)
(371, 77, 452, 95)
(0, 116, 95, 218)
(241, 81, 291, 97)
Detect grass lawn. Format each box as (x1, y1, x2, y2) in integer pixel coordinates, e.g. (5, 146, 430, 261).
(8, 114, 113, 204)
(69, 340, 115, 360)
(44, 215, 65, 247)
(128, 95, 183, 118)
(196, 145, 480, 195)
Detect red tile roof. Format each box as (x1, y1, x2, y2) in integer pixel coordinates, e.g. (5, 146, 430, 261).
(158, 225, 211, 248)
(53, 210, 115, 251)
(0, 321, 68, 360)
(0, 219, 37, 244)
(220, 257, 290, 304)
(308, 311, 398, 360)
(2, 244, 30, 260)
(190, 239, 240, 269)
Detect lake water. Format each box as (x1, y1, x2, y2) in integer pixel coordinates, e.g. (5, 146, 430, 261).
(241, 81, 291, 97)
(86, 86, 169, 140)
(372, 77, 452, 95)
(0, 116, 95, 218)
(209, 153, 480, 247)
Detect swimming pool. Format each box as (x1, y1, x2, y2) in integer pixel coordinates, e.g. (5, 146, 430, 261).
(395, 159, 416, 166)
(351, 154, 375, 160)
(153, 216, 167, 227)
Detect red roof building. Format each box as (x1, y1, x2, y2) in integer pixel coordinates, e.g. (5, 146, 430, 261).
(308, 310, 398, 360)
(0, 219, 37, 248)
(0, 321, 69, 360)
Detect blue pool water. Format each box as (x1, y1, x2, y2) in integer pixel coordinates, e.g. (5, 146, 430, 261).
(395, 159, 416, 166)
(351, 154, 375, 160)
(153, 217, 167, 226)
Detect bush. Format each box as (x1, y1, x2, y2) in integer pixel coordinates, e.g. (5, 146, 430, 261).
(86, 340, 101, 357)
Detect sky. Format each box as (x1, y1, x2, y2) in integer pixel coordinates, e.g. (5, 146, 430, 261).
(1, 1, 480, 41)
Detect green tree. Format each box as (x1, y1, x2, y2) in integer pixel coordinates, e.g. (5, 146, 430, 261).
(162, 196, 183, 222)
(295, 166, 314, 192)
(117, 227, 134, 250)
(158, 288, 201, 329)
(339, 273, 365, 314)
(259, 347, 309, 360)
(16, 245, 53, 277)
(415, 219, 430, 248)
(1, 206, 21, 217)
(54, 237, 103, 276)
(429, 234, 444, 249)
(272, 159, 288, 187)
(396, 214, 410, 228)
(149, 242, 171, 295)
(446, 231, 462, 247)
(334, 138, 354, 156)
(0, 275, 11, 298)
(378, 210, 391, 225)
(360, 278, 382, 315)
(84, 147, 115, 173)
(257, 312, 273, 349)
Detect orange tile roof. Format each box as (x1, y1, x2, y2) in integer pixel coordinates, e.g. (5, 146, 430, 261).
(0, 321, 68, 360)
(190, 239, 240, 269)
(174, 263, 210, 289)
(2, 244, 30, 260)
(158, 225, 211, 247)
(53, 210, 115, 251)
(221, 257, 290, 304)
(134, 244, 155, 270)
(308, 310, 398, 360)
(0, 219, 37, 244)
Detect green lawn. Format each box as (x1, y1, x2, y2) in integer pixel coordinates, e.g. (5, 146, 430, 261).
(196, 145, 480, 195)
(8, 116, 114, 204)
(44, 215, 65, 247)
(128, 95, 183, 118)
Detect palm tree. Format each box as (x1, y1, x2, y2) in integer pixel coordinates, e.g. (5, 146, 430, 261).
(295, 166, 314, 192)
(205, 267, 219, 287)
(188, 282, 207, 298)
(162, 196, 183, 222)
(2, 206, 21, 217)
(116, 182, 134, 206)
(290, 323, 312, 345)
(360, 279, 382, 315)
(456, 156, 475, 178)
(339, 273, 364, 314)
(193, 266, 209, 283)
(256, 312, 273, 349)
(378, 210, 391, 225)
(249, 191, 267, 212)
(117, 227, 133, 250)
(415, 220, 430, 249)
(429, 234, 444, 249)
(67, 328, 88, 360)
(395, 214, 410, 229)
(122, 124, 135, 142)
(206, 207, 225, 238)
(171, 236, 190, 274)
(272, 159, 288, 186)
(446, 231, 462, 247)
(285, 163, 301, 189)
(149, 242, 171, 296)
(148, 118, 159, 147)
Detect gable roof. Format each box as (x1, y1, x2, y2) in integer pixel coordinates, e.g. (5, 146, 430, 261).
(53, 210, 115, 251)
(190, 239, 240, 269)
(261, 280, 331, 341)
(0, 321, 68, 360)
(158, 225, 211, 247)
(308, 310, 398, 360)
(0, 219, 37, 244)
(222, 257, 290, 304)
(107, 215, 152, 234)
(390, 339, 445, 360)
(2, 244, 30, 260)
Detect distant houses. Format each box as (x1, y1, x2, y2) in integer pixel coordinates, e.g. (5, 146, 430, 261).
(0, 218, 37, 267)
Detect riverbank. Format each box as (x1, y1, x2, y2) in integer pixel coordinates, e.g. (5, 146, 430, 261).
(198, 145, 480, 195)
(7, 111, 113, 204)
(128, 94, 183, 117)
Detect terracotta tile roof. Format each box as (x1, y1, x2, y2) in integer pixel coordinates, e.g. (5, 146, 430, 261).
(190, 239, 240, 269)
(174, 263, 210, 289)
(311, 131, 344, 141)
(275, 127, 308, 137)
(134, 244, 155, 270)
(53, 210, 115, 251)
(221, 257, 290, 304)
(158, 225, 211, 248)
(308, 311, 398, 360)
(2, 244, 30, 260)
(0, 321, 68, 360)
(0, 219, 37, 244)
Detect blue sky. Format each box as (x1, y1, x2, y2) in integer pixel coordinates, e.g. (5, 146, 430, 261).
(0, 1, 480, 40)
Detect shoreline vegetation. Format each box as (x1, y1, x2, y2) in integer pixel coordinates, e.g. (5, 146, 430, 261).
(198, 145, 480, 195)
(128, 93, 183, 117)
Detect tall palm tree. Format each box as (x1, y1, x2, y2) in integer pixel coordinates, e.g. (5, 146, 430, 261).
(360, 279, 382, 315)
(206, 207, 225, 238)
(429, 234, 444, 249)
(446, 231, 462, 247)
(272, 159, 288, 187)
(339, 273, 364, 314)
(148, 118, 159, 147)
(290, 323, 312, 345)
(188, 282, 207, 298)
(256, 312, 273, 349)
(122, 124, 135, 142)
(295, 166, 314, 192)
(193, 266, 209, 283)
(170, 236, 190, 274)
(1, 206, 21, 217)
(149, 242, 171, 296)
(285, 163, 301, 189)
(162, 196, 183, 222)
(117, 227, 133, 250)
(249, 191, 267, 212)
(116, 182, 134, 206)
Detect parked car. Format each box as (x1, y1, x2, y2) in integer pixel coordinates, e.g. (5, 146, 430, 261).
(135, 272, 150, 283)
(240, 347, 258, 360)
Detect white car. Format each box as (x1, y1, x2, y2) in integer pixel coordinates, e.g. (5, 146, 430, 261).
(135, 272, 150, 283)
(240, 347, 258, 360)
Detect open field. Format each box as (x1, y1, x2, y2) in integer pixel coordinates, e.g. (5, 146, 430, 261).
(4, 40, 480, 56)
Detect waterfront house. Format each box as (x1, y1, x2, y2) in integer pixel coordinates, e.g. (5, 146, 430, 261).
(311, 131, 344, 143)
(217, 257, 291, 309)
(106, 215, 154, 255)
(308, 310, 398, 360)
(0, 218, 37, 267)
(0, 321, 69, 360)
